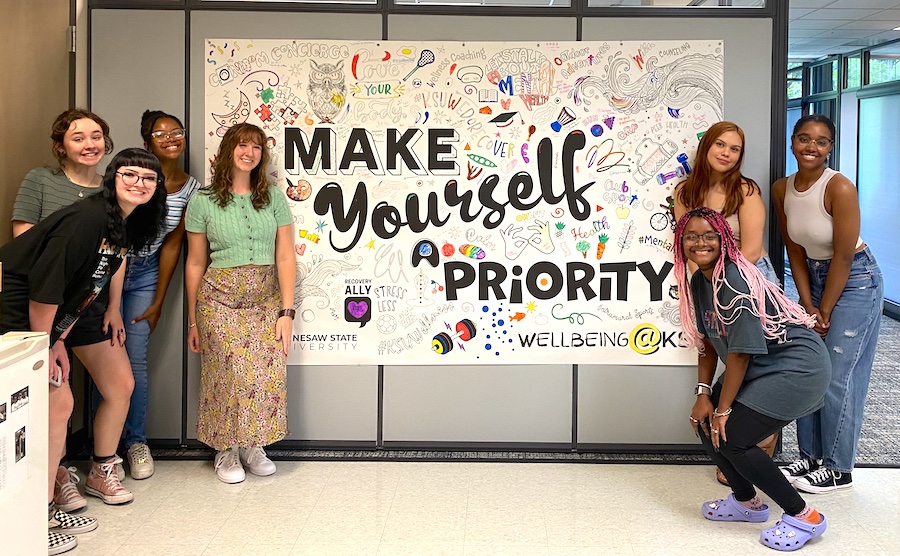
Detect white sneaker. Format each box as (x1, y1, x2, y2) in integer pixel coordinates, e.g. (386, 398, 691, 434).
(127, 443, 155, 480)
(214, 448, 245, 484)
(239, 446, 276, 476)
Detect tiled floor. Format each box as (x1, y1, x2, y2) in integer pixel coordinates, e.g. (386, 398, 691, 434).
(65, 460, 897, 555)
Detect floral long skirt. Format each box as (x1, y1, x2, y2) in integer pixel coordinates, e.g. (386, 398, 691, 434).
(196, 265, 288, 451)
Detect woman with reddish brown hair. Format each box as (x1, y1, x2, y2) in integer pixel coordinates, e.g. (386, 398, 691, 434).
(185, 123, 295, 484)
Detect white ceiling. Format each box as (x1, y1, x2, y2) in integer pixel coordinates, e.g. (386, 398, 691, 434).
(789, 0, 900, 61)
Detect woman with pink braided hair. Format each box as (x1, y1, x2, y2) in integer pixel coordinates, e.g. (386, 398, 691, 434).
(676, 207, 831, 551)
(674, 121, 781, 485)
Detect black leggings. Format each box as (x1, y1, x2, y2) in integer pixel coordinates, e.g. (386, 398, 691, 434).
(700, 387, 806, 515)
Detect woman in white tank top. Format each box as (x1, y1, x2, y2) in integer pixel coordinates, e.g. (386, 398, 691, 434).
(674, 121, 780, 486)
(772, 114, 884, 494)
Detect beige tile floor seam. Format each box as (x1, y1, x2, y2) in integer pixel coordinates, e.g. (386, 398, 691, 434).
(49, 460, 897, 556)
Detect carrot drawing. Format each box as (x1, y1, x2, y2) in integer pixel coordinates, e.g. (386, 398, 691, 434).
(596, 234, 609, 259)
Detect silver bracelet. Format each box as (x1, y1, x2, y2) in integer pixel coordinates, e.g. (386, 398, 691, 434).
(713, 407, 733, 418)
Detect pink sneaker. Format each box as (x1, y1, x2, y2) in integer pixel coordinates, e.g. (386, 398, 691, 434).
(85, 456, 133, 505)
(54, 466, 87, 513)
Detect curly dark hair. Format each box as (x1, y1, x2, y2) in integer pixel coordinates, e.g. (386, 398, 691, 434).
(100, 148, 168, 252)
(208, 123, 271, 210)
(140, 109, 185, 146)
(792, 114, 835, 139)
(50, 107, 114, 163)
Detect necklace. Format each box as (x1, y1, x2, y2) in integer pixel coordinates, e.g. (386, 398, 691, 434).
(62, 167, 99, 196)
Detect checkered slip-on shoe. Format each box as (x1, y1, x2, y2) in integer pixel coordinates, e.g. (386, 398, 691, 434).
(48, 530, 77, 555)
(50, 509, 98, 535)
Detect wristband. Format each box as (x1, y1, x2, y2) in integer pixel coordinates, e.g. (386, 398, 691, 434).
(694, 383, 712, 396)
(713, 407, 733, 418)
(278, 308, 296, 320)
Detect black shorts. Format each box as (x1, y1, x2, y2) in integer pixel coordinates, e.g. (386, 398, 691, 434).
(66, 301, 113, 347)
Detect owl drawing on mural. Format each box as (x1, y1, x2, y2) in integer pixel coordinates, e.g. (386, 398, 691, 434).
(307, 60, 347, 124)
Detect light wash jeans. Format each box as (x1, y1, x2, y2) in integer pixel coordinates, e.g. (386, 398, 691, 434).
(92, 252, 159, 448)
(756, 253, 780, 286)
(795, 246, 883, 473)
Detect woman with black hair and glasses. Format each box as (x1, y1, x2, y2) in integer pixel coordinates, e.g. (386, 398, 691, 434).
(91, 110, 200, 481)
(675, 207, 830, 552)
(1, 148, 167, 555)
(773, 114, 884, 494)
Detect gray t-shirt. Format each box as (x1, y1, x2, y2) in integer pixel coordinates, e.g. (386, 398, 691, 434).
(691, 262, 831, 421)
(12, 167, 102, 225)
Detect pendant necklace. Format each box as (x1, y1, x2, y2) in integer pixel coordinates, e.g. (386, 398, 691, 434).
(64, 167, 95, 197)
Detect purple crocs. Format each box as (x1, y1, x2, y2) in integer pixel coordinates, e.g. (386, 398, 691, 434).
(702, 493, 770, 522)
(760, 513, 827, 551)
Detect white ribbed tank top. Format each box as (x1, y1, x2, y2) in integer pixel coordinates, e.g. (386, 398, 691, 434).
(784, 167, 863, 260)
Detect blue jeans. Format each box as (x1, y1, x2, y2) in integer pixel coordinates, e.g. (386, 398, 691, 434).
(756, 253, 780, 285)
(92, 253, 159, 448)
(795, 247, 883, 473)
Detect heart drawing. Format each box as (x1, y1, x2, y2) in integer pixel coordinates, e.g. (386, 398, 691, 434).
(348, 301, 369, 318)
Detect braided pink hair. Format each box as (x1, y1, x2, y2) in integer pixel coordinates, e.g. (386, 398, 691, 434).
(674, 207, 815, 351)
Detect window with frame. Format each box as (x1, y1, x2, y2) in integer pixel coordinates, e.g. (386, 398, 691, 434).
(787, 63, 803, 100)
(587, 0, 764, 6)
(845, 54, 861, 89)
(810, 59, 837, 94)
(869, 42, 900, 85)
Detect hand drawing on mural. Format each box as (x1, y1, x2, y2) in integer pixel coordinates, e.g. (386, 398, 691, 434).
(570, 51, 724, 119)
(294, 257, 363, 312)
(498, 220, 556, 260)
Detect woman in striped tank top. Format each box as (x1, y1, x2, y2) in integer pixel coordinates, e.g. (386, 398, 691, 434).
(92, 110, 200, 480)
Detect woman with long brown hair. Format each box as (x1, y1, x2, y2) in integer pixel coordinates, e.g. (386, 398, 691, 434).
(185, 123, 295, 483)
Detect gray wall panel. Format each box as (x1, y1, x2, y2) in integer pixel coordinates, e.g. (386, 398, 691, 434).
(91, 9, 186, 441)
(285, 365, 378, 441)
(383, 365, 572, 443)
(578, 364, 697, 444)
(384, 16, 575, 445)
(579, 17, 772, 446)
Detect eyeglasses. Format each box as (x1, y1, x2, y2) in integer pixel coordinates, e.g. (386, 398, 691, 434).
(117, 171, 158, 188)
(793, 134, 833, 148)
(150, 129, 185, 140)
(682, 232, 720, 244)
